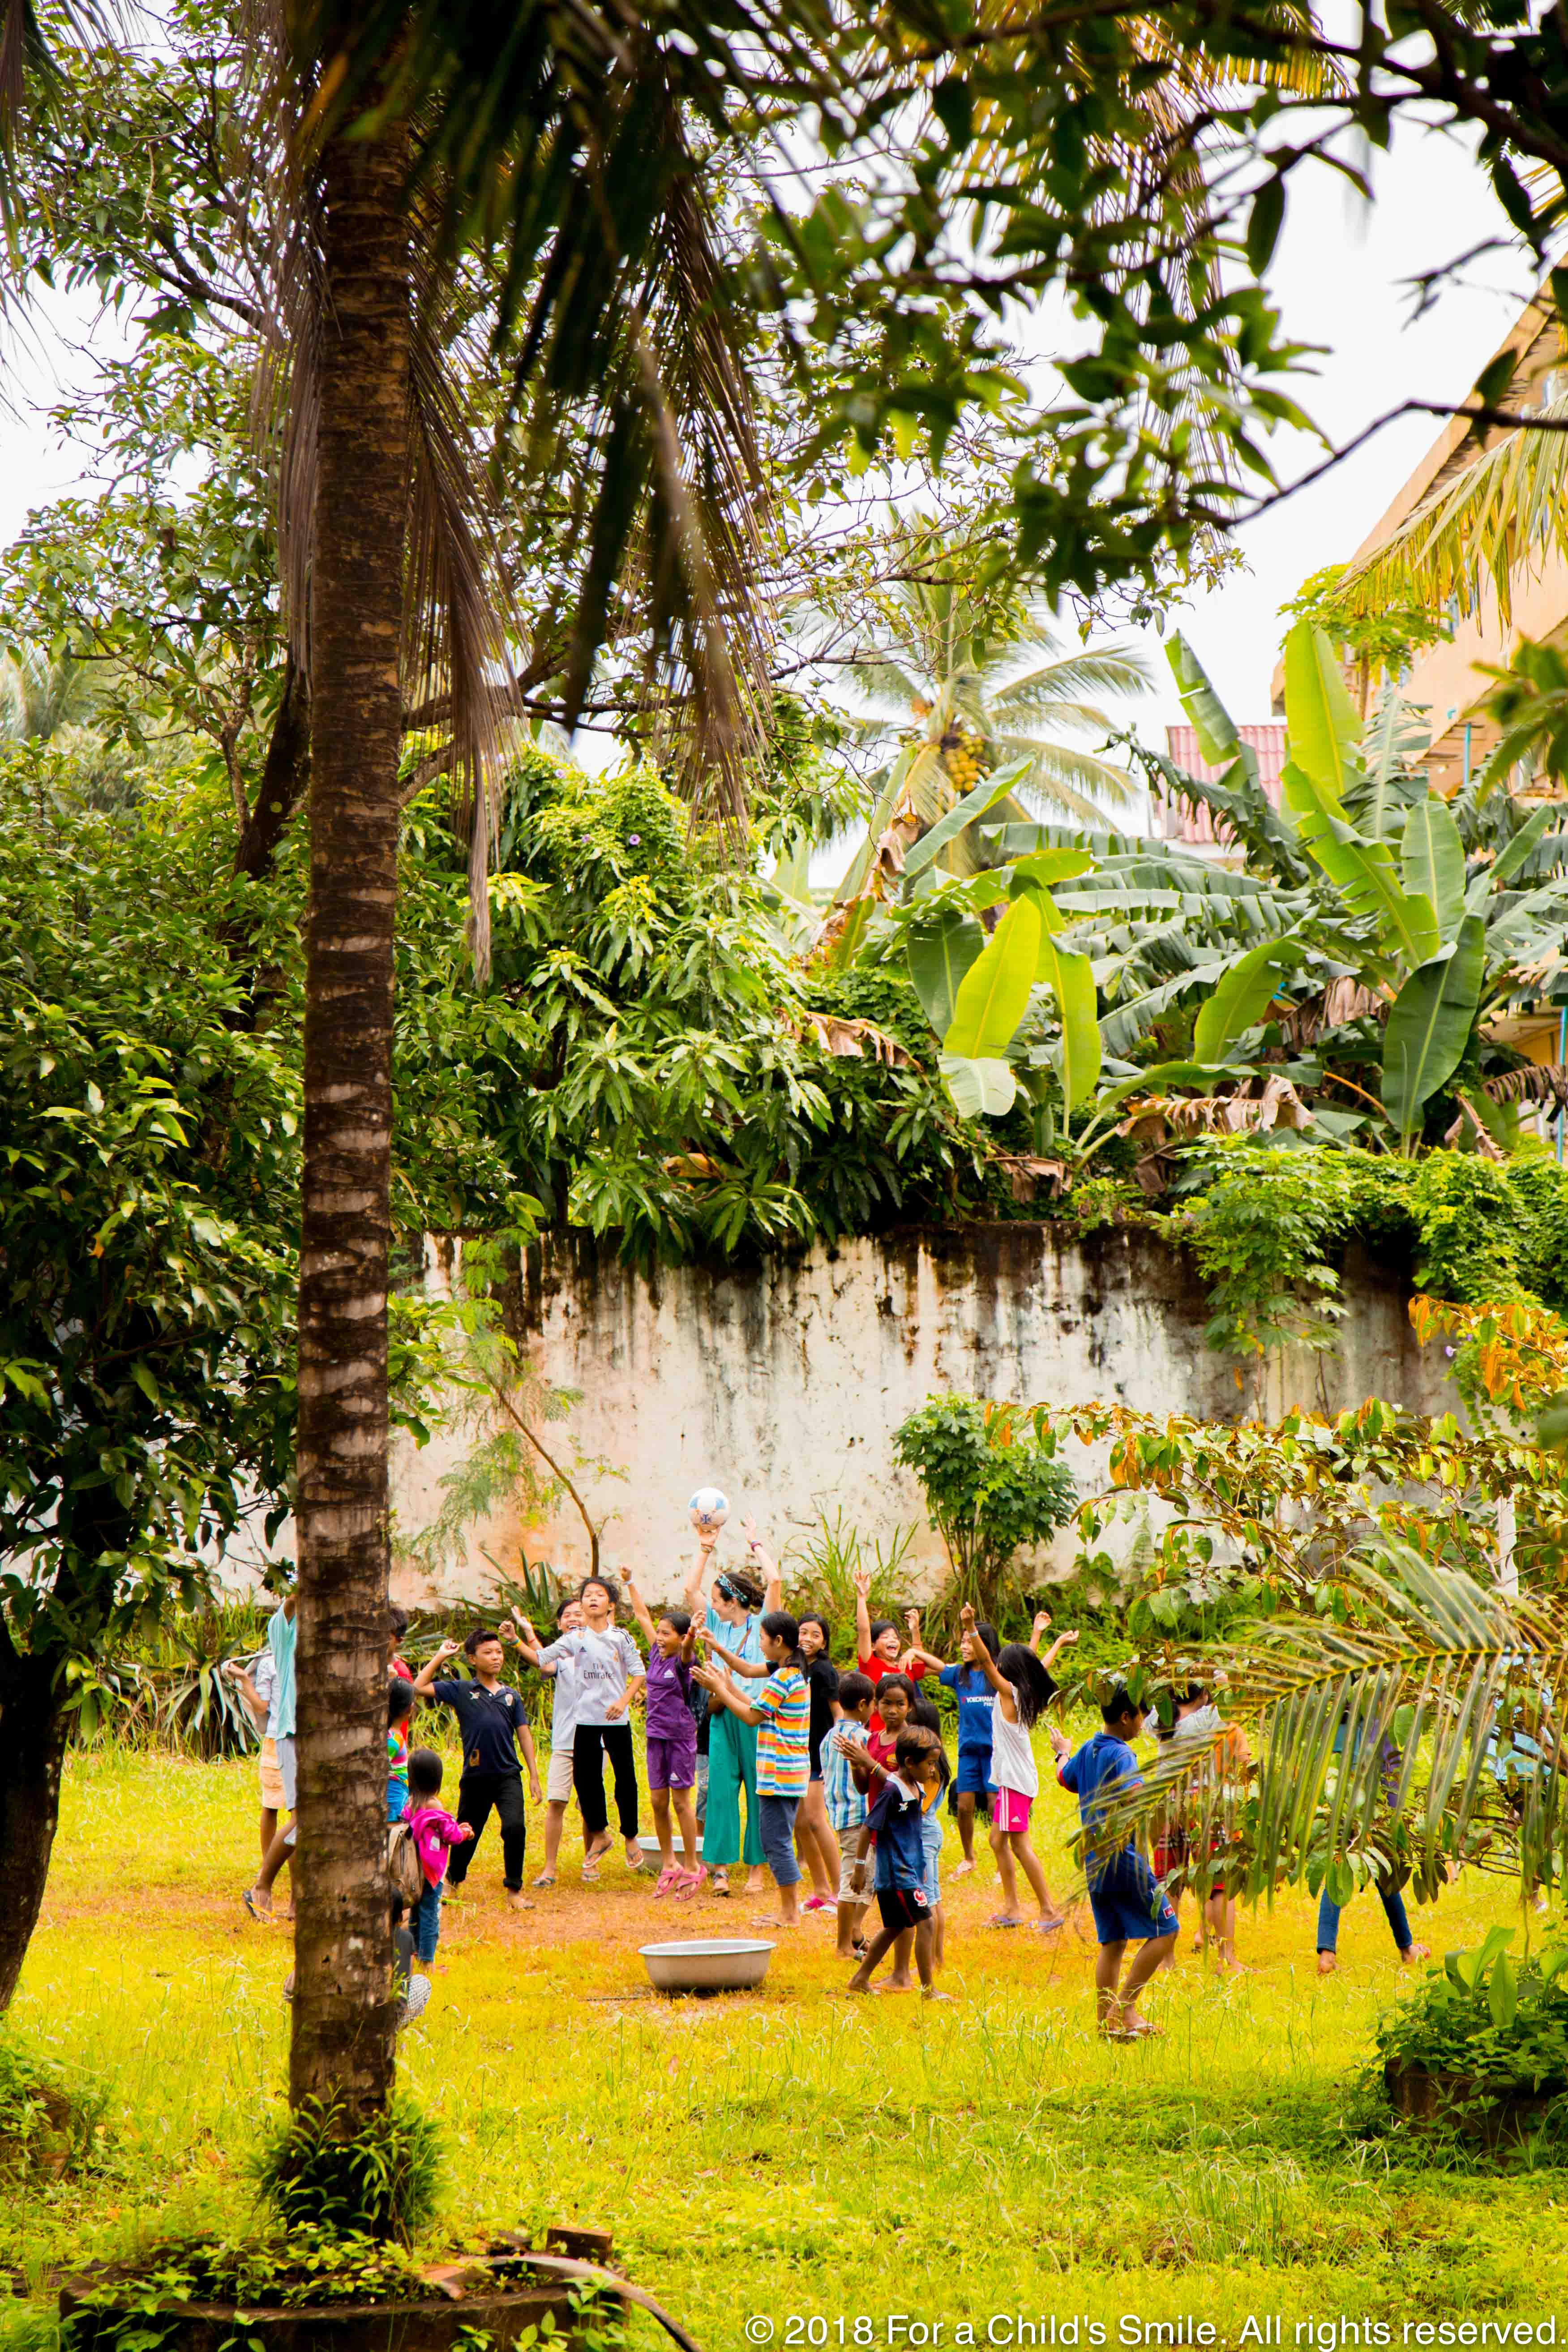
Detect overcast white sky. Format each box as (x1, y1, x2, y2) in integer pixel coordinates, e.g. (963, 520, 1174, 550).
(0, 116, 1534, 757)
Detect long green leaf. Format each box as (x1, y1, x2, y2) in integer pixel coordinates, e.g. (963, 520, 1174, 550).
(900, 757, 1031, 882)
(1035, 930, 1101, 1111)
(1491, 800, 1559, 890)
(940, 1054, 1017, 1119)
(1281, 760, 1440, 964)
(1401, 795, 1465, 944)
(943, 892, 1039, 1059)
(1008, 848, 1095, 891)
(907, 909, 984, 1040)
(1166, 634, 1256, 778)
(1191, 935, 1305, 1062)
(1381, 915, 1486, 1140)
(1282, 618, 1364, 803)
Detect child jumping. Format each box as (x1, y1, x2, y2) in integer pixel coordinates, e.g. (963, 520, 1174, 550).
(404, 1746, 474, 1968)
(625, 1574, 703, 1895)
(960, 1605, 1066, 1933)
(1051, 1685, 1178, 2039)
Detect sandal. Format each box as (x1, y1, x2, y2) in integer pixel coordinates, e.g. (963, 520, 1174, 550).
(653, 1864, 683, 1898)
(675, 1866, 708, 1899)
(531, 1871, 557, 1890)
(710, 1870, 731, 1898)
(243, 1889, 273, 1924)
(580, 1860, 600, 1885)
(984, 1913, 1024, 1929)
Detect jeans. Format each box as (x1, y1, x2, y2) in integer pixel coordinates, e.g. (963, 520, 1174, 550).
(758, 1794, 802, 1888)
(448, 1770, 527, 1892)
(412, 1878, 442, 1966)
(1316, 1883, 1413, 1954)
(386, 1775, 408, 1823)
(572, 1721, 639, 1841)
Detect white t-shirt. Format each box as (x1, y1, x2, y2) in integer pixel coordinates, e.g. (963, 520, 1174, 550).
(546, 1646, 581, 1755)
(988, 1685, 1039, 1799)
(537, 1627, 643, 1729)
(252, 1649, 281, 1739)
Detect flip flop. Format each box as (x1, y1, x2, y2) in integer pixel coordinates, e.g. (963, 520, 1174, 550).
(580, 1861, 600, 1885)
(243, 1890, 273, 1924)
(531, 1872, 557, 1890)
(1033, 1917, 1067, 1935)
(984, 1913, 1024, 1929)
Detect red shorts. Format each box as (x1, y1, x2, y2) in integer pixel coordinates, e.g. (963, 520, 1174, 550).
(993, 1787, 1032, 1834)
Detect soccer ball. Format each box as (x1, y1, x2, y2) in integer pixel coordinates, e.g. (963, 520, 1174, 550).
(688, 1486, 730, 1535)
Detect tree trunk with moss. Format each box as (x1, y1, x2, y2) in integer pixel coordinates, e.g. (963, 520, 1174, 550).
(288, 111, 411, 2126)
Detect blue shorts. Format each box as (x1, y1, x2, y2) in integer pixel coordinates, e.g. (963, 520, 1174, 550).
(955, 1746, 993, 1797)
(1088, 1850, 1179, 1948)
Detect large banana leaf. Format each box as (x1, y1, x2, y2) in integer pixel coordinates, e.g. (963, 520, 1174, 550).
(1346, 684, 1434, 843)
(1167, 633, 1257, 777)
(900, 756, 1031, 882)
(943, 892, 1040, 1059)
(940, 1054, 1017, 1118)
(1034, 930, 1101, 1111)
(1009, 848, 1096, 891)
(1381, 914, 1486, 1140)
(1192, 935, 1305, 1062)
(1281, 759, 1440, 966)
(1401, 795, 1465, 944)
(1282, 618, 1364, 803)
(907, 908, 985, 1040)
(1490, 801, 1562, 892)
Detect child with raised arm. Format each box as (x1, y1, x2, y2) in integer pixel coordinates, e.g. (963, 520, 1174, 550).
(625, 1573, 703, 1895)
(1051, 1685, 1178, 2039)
(844, 1725, 947, 1998)
(906, 1614, 1002, 1878)
(524, 1594, 583, 1889)
(517, 1577, 645, 1880)
(854, 1571, 928, 1729)
(850, 1715, 952, 1981)
(694, 1611, 811, 1927)
(960, 1604, 1067, 1934)
(683, 1514, 781, 1898)
(414, 1624, 544, 1908)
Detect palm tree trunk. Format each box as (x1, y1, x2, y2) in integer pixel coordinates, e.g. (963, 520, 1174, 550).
(0, 1635, 68, 2013)
(289, 111, 411, 2123)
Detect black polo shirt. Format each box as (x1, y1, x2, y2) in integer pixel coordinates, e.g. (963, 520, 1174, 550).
(431, 1678, 528, 1777)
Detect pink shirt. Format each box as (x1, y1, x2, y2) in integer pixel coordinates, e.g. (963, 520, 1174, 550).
(407, 1802, 467, 1888)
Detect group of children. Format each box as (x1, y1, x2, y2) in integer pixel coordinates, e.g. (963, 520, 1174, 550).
(230, 1533, 1427, 2039)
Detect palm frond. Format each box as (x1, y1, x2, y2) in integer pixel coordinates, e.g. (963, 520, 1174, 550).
(1338, 390, 1568, 630)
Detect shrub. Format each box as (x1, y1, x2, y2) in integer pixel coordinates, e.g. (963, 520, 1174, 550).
(253, 2094, 442, 2243)
(893, 1394, 1076, 1636)
(1376, 1929, 1568, 2094)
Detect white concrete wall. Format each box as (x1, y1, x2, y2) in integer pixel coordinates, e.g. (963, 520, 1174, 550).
(386, 1225, 1461, 1610)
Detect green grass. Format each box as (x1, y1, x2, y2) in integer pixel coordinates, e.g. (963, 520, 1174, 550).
(6, 1742, 1568, 2352)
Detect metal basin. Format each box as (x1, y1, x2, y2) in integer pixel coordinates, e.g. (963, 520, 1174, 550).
(637, 1833, 707, 1861)
(638, 1937, 775, 1994)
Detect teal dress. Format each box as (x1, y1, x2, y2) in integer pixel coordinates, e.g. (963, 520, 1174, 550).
(703, 1606, 763, 1868)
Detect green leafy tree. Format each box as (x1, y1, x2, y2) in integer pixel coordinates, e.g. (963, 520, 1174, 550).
(892, 1394, 1076, 1633)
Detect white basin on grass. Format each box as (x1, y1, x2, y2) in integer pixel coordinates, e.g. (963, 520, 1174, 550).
(638, 1938, 775, 1994)
(637, 1833, 707, 1861)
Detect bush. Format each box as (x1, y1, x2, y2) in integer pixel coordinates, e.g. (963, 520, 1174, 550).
(0, 2030, 107, 2178)
(253, 2094, 442, 2243)
(892, 1394, 1076, 1637)
(1376, 1928, 1568, 2094)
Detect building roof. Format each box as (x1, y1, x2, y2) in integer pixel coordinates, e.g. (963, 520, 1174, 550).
(1157, 723, 1286, 845)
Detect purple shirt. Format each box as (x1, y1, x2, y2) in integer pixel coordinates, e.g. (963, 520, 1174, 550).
(645, 1646, 694, 1740)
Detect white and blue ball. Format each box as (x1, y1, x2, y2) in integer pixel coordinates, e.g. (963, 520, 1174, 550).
(688, 1486, 730, 1535)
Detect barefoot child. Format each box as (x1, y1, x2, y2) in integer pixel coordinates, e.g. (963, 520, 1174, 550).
(853, 1719, 952, 1979)
(794, 1613, 842, 1911)
(404, 1746, 474, 1967)
(1050, 1685, 1178, 2038)
(625, 1575, 703, 1895)
(846, 1726, 943, 1998)
(823, 1672, 874, 1956)
(959, 1606, 1066, 1933)
(414, 1626, 544, 1909)
(694, 1611, 811, 1927)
